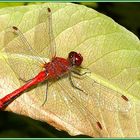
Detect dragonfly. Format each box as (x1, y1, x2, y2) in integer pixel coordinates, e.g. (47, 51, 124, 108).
(0, 6, 131, 132)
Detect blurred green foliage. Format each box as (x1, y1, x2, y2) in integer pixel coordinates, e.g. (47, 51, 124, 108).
(0, 2, 25, 7)
(0, 2, 140, 138)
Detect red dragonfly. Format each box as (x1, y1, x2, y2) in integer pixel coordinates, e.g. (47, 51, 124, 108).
(0, 7, 131, 131)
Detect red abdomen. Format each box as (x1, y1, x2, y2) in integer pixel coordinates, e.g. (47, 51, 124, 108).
(44, 57, 70, 79)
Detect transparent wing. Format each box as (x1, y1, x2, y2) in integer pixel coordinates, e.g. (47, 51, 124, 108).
(3, 26, 44, 81)
(3, 6, 55, 81)
(70, 73, 131, 113)
(91, 80, 131, 112)
(2, 6, 58, 107)
(33, 74, 131, 135)
(41, 78, 104, 136)
(57, 80, 103, 130)
(25, 80, 48, 107)
(34, 6, 56, 60)
(18, 72, 131, 135)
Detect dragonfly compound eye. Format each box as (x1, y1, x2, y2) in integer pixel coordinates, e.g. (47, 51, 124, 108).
(68, 51, 83, 66)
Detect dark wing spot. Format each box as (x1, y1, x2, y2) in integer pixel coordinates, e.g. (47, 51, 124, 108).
(121, 95, 129, 101)
(47, 7, 51, 13)
(97, 121, 102, 130)
(12, 26, 18, 30)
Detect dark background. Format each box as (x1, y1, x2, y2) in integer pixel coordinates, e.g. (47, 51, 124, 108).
(0, 2, 139, 138)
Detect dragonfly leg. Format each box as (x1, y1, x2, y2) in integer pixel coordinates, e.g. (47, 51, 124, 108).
(19, 77, 32, 83)
(41, 81, 48, 106)
(72, 67, 91, 76)
(79, 66, 90, 71)
(69, 72, 84, 92)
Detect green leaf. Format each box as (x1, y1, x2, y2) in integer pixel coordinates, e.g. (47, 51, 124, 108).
(0, 2, 25, 8)
(0, 3, 140, 137)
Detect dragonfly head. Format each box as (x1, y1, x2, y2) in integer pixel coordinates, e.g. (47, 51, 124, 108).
(68, 51, 83, 66)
